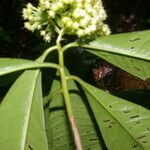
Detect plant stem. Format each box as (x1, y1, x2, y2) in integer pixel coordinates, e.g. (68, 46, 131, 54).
(38, 45, 57, 62)
(57, 30, 83, 150)
(66, 75, 86, 87)
(62, 42, 79, 52)
(43, 88, 63, 106)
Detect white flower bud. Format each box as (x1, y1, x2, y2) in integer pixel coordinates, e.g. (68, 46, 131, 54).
(89, 25, 96, 32)
(66, 20, 73, 27)
(77, 29, 84, 37)
(24, 22, 34, 31)
(51, 4, 58, 12)
(48, 10, 55, 18)
(62, 16, 70, 23)
(102, 24, 111, 35)
(22, 8, 28, 19)
(84, 4, 92, 13)
(79, 9, 87, 17)
(91, 18, 97, 25)
(45, 35, 51, 42)
(85, 0, 92, 3)
(62, 0, 73, 4)
(37, 25, 42, 29)
(72, 22, 79, 29)
(80, 18, 89, 27)
(27, 3, 33, 9)
(73, 8, 82, 18)
(56, 1, 63, 9)
(40, 30, 46, 36)
(28, 15, 34, 20)
(76, 3, 83, 8)
(76, 0, 83, 3)
(84, 27, 91, 34)
(105, 29, 111, 35)
(44, 0, 50, 8)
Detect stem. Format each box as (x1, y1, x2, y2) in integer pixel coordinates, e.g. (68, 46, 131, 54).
(66, 75, 86, 87)
(57, 30, 83, 150)
(62, 42, 79, 52)
(38, 45, 57, 62)
(43, 89, 63, 106)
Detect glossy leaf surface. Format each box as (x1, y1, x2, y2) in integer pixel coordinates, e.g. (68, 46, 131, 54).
(0, 58, 58, 76)
(45, 74, 104, 150)
(80, 80, 150, 150)
(0, 70, 48, 150)
(82, 30, 150, 80)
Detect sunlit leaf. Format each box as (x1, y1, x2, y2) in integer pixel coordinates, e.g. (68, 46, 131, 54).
(44, 73, 104, 150)
(0, 58, 40, 76)
(81, 30, 150, 80)
(0, 70, 48, 150)
(0, 58, 59, 77)
(80, 79, 150, 150)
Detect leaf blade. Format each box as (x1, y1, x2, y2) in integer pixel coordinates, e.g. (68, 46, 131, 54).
(0, 70, 48, 150)
(45, 74, 104, 150)
(80, 80, 150, 150)
(81, 30, 150, 80)
(0, 58, 39, 76)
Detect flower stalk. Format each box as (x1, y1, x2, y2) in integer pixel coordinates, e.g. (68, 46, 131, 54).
(57, 30, 83, 150)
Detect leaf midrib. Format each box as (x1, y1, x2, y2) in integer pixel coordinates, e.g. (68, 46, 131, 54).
(84, 86, 145, 150)
(21, 70, 40, 150)
(82, 45, 150, 61)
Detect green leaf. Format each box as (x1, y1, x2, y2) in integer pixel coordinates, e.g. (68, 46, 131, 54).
(80, 80, 150, 150)
(0, 58, 59, 76)
(0, 70, 48, 150)
(81, 30, 150, 80)
(0, 58, 39, 76)
(45, 74, 104, 150)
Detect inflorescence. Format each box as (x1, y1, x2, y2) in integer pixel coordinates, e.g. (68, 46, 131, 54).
(23, 0, 110, 42)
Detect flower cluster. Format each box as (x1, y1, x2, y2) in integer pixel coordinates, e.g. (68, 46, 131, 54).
(23, 0, 110, 42)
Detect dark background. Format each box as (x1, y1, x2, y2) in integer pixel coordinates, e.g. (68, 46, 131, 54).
(0, 0, 150, 58)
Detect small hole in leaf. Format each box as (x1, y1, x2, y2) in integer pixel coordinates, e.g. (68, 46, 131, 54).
(130, 115, 139, 119)
(129, 38, 140, 42)
(132, 144, 138, 148)
(142, 141, 147, 143)
(103, 119, 110, 122)
(136, 121, 141, 124)
(131, 47, 134, 49)
(69, 142, 73, 146)
(89, 138, 97, 141)
(28, 145, 34, 150)
(109, 105, 112, 108)
(111, 122, 116, 124)
(137, 135, 146, 139)
(147, 128, 150, 131)
(108, 125, 112, 128)
(61, 115, 64, 117)
(134, 67, 140, 71)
